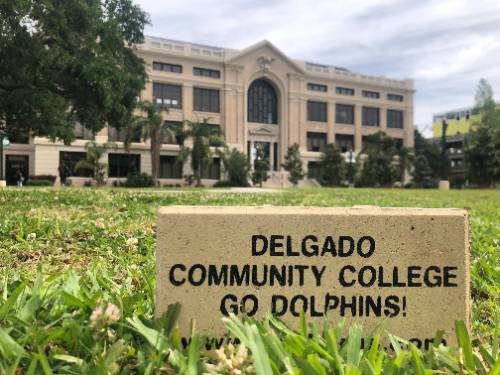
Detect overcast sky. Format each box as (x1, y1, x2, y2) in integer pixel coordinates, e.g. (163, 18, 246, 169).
(136, 0, 500, 136)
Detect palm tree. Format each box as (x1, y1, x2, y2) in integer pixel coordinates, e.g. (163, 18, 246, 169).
(179, 119, 226, 187)
(75, 141, 116, 186)
(125, 101, 168, 185)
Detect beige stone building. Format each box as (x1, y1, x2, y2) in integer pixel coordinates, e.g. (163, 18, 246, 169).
(1, 36, 414, 186)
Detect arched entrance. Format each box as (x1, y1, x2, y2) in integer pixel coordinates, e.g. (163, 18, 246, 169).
(246, 78, 280, 171)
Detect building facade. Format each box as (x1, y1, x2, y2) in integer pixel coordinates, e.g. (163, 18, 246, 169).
(431, 106, 478, 188)
(1, 36, 415, 186)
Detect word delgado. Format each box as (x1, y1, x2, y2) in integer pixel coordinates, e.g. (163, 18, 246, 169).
(251, 234, 376, 258)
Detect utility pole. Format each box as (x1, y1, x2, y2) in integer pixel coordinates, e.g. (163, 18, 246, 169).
(441, 119, 448, 180)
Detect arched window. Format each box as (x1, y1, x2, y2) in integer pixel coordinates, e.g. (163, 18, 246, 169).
(247, 79, 278, 124)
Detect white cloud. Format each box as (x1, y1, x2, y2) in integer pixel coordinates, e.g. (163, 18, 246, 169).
(136, 0, 500, 137)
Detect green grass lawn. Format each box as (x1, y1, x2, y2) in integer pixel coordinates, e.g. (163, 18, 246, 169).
(0, 187, 498, 374)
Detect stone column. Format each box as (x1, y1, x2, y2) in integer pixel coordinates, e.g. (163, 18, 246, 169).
(328, 100, 336, 144)
(269, 141, 274, 171)
(354, 105, 363, 152)
(380, 107, 387, 132)
(183, 83, 193, 119)
(404, 109, 414, 148)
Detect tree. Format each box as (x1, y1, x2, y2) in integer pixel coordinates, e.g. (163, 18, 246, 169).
(252, 145, 269, 187)
(126, 101, 167, 185)
(75, 141, 115, 185)
(320, 143, 346, 186)
(0, 0, 149, 143)
(282, 143, 304, 186)
(410, 130, 442, 187)
(357, 132, 400, 187)
(474, 78, 494, 110)
(466, 79, 500, 187)
(221, 148, 251, 187)
(178, 119, 225, 187)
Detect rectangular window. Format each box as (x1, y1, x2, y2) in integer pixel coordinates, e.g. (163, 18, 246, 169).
(201, 158, 221, 179)
(153, 82, 182, 109)
(307, 161, 322, 180)
(307, 132, 327, 152)
(108, 153, 140, 177)
(162, 121, 184, 145)
(388, 93, 404, 102)
(362, 90, 380, 99)
(387, 109, 404, 129)
(362, 107, 380, 126)
(307, 101, 327, 122)
(335, 104, 354, 124)
(108, 126, 141, 143)
(59, 151, 92, 177)
(307, 83, 327, 92)
(335, 134, 354, 153)
(193, 87, 220, 113)
(159, 155, 182, 178)
(336, 87, 355, 96)
(193, 67, 220, 79)
(153, 62, 182, 73)
(74, 123, 94, 140)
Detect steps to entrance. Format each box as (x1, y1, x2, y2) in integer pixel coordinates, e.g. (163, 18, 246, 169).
(260, 172, 321, 188)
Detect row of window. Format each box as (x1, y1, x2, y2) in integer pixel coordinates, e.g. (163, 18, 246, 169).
(307, 102, 404, 128)
(305, 133, 403, 153)
(307, 84, 404, 102)
(60, 152, 220, 179)
(153, 82, 220, 112)
(153, 61, 221, 79)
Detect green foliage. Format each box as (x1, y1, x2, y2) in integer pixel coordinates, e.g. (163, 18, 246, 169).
(75, 141, 115, 185)
(25, 179, 54, 186)
(0, 188, 499, 373)
(282, 143, 305, 185)
(320, 143, 346, 186)
(127, 101, 168, 183)
(125, 172, 155, 187)
(356, 132, 401, 187)
(466, 79, 500, 187)
(410, 130, 442, 188)
(252, 145, 269, 187)
(179, 119, 226, 187)
(0, 0, 149, 143)
(221, 148, 251, 187)
(28, 175, 57, 183)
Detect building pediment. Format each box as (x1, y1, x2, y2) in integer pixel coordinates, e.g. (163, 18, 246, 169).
(248, 125, 277, 136)
(226, 40, 305, 75)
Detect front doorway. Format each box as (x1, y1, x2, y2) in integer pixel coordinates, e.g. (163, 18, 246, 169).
(6, 155, 29, 185)
(248, 141, 279, 171)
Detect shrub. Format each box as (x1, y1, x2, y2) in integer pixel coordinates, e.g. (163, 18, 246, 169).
(125, 173, 155, 188)
(221, 148, 250, 187)
(28, 175, 57, 183)
(213, 180, 240, 188)
(25, 179, 53, 186)
(320, 143, 346, 186)
(282, 143, 305, 185)
(356, 132, 400, 187)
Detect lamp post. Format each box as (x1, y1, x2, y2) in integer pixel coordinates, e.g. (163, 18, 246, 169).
(0, 121, 6, 182)
(348, 147, 354, 185)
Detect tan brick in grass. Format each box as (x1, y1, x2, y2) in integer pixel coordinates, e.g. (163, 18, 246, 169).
(156, 206, 469, 348)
